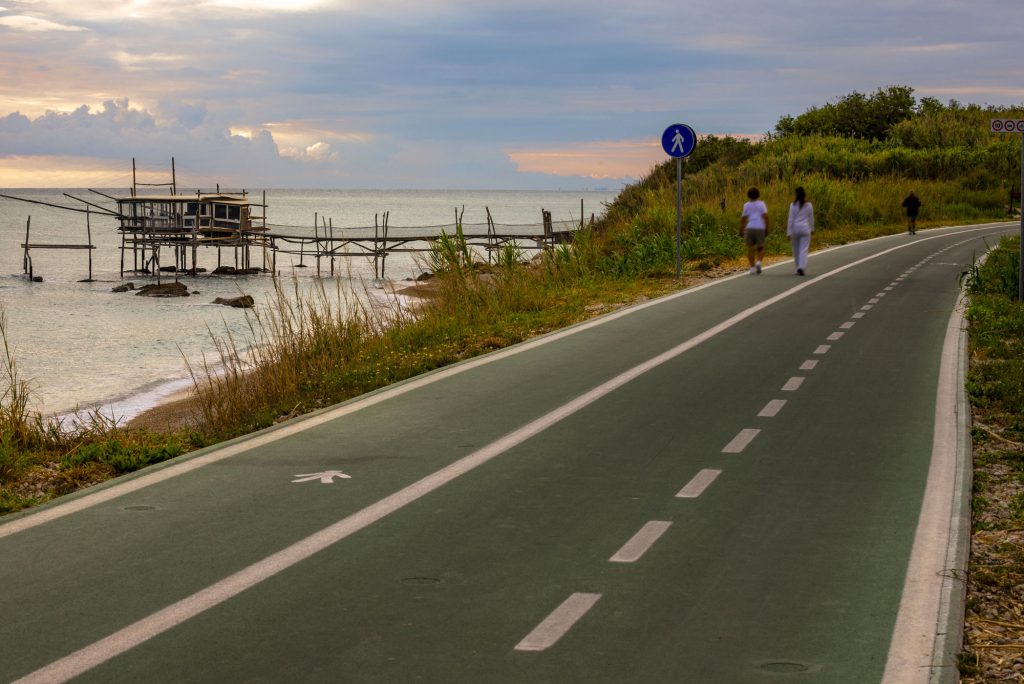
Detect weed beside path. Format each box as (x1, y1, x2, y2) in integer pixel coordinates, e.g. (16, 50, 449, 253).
(959, 235, 1024, 681)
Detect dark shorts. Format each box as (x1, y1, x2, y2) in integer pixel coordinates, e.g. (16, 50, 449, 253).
(744, 229, 766, 247)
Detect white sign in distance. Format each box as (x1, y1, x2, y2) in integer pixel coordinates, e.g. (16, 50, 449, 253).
(991, 118, 1024, 133)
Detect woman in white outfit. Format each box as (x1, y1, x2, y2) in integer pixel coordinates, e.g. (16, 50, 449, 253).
(787, 187, 814, 276)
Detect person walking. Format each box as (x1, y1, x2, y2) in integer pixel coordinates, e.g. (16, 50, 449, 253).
(902, 191, 921, 234)
(740, 187, 769, 274)
(787, 186, 814, 276)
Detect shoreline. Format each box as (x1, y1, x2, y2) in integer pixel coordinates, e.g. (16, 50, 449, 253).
(124, 385, 203, 432)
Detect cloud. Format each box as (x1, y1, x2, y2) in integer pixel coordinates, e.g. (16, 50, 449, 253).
(295, 141, 339, 163)
(507, 140, 662, 180)
(0, 14, 86, 31)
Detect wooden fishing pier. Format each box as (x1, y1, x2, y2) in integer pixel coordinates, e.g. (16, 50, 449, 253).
(2, 160, 593, 282)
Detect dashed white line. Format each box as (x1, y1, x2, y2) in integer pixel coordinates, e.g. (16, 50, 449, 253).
(782, 377, 805, 391)
(800, 360, 819, 370)
(852, 312, 866, 319)
(884, 286, 894, 291)
(827, 332, 845, 341)
(840, 321, 856, 329)
(862, 305, 874, 310)
(676, 468, 723, 498)
(869, 298, 880, 304)
(723, 428, 761, 453)
(814, 345, 831, 354)
(609, 521, 672, 563)
(515, 593, 602, 652)
(758, 399, 787, 417)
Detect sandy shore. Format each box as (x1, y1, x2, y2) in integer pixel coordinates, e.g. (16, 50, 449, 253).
(125, 386, 204, 433)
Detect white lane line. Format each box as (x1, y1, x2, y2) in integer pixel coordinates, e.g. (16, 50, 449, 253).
(800, 360, 819, 370)
(884, 286, 894, 291)
(876, 292, 887, 297)
(862, 305, 874, 310)
(890, 282, 900, 287)
(723, 428, 760, 453)
(782, 377, 805, 391)
(609, 521, 672, 563)
(13, 225, 1009, 684)
(676, 469, 723, 498)
(515, 593, 602, 652)
(840, 321, 856, 329)
(869, 298, 880, 304)
(827, 332, 845, 341)
(758, 399, 787, 417)
(814, 345, 831, 354)
(852, 312, 866, 319)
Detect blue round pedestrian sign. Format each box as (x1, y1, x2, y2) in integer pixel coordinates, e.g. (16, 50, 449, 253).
(662, 123, 696, 158)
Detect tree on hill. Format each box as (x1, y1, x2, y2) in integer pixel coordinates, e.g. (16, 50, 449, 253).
(773, 85, 916, 141)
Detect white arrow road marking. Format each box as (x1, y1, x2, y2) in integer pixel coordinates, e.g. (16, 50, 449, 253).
(292, 471, 352, 484)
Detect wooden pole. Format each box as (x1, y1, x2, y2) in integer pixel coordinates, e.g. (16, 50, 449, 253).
(87, 208, 93, 282)
(132, 158, 137, 197)
(381, 211, 389, 279)
(315, 212, 321, 277)
(171, 157, 177, 195)
(23, 216, 30, 274)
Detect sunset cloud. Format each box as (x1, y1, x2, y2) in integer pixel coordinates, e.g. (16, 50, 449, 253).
(507, 140, 662, 180)
(0, 14, 86, 31)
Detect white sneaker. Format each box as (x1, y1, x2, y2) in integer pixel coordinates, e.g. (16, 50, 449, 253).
(755, 261, 762, 274)
(749, 267, 757, 275)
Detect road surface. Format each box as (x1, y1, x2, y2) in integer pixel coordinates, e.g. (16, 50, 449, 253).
(1, 222, 1015, 683)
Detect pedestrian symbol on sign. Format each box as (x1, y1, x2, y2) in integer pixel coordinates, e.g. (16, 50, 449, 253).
(671, 129, 687, 154)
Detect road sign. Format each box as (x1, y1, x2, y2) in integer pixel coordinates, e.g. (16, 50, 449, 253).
(990, 118, 1024, 301)
(991, 118, 1024, 134)
(662, 124, 697, 158)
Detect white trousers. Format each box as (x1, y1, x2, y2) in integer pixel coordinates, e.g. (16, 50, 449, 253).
(790, 232, 810, 271)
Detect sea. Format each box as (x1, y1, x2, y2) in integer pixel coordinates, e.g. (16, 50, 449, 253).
(0, 188, 618, 422)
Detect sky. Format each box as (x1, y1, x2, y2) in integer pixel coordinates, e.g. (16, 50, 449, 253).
(0, 0, 1022, 190)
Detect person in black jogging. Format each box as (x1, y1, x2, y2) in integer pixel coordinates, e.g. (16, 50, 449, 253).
(901, 191, 921, 235)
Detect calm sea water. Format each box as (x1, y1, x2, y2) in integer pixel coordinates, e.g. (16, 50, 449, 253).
(0, 189, 617, 420)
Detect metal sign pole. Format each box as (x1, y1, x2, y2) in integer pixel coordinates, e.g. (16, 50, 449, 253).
(1015, 133, 1024, 301)
(661, 123, 696, 280)
(990, 118, 1024, 301)
(1019, 131, 1023, 301)
(675, 157, 682, 279)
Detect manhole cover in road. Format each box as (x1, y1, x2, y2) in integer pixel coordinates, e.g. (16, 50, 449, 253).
(122, 505, 157, 511)
(401, 577, 441, 585)
(757, 661, 811, 673)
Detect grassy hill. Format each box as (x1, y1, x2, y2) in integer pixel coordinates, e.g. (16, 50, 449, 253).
(592, 86, 1022, 275)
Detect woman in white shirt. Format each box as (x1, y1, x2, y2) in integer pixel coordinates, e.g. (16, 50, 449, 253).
(739, 187, 769, 274)
(786, 187, 814, 276)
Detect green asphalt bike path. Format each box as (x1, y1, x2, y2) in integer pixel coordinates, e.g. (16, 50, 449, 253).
(0, 222, 1015, 683)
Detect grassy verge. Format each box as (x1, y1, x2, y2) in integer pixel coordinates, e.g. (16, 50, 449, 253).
(0, 309, 209, 513)
(958, 235, 1024, 680)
